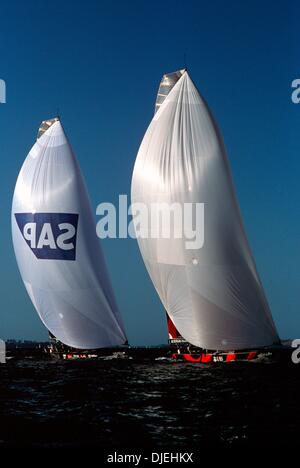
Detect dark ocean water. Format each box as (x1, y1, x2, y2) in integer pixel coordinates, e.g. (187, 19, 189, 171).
(0, 359, 299, 451)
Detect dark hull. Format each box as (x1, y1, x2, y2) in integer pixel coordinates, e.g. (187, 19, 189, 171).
(171, 345, 292, 363)
(171, 350, 259, 363)
(49, 346, 171, 361)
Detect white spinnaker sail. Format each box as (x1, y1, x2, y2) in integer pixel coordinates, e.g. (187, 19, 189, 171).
(131, 71, 279, 350)
(12, 119, 127, 349)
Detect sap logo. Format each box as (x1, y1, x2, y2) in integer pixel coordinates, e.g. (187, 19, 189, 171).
(15, 213, 79, 260)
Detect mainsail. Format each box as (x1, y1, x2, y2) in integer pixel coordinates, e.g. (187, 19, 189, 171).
(131, 70, 279, 350)
(12, 118, 127, 349)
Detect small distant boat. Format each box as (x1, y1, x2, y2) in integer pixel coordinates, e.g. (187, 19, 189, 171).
(131, 70, 281, 362)
(101, 351, 133, 360)
(12, 118, 127, 350)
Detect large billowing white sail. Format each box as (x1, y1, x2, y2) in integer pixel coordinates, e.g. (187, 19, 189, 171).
(12, 118, 127, 349)
(131, 71, 279, 350)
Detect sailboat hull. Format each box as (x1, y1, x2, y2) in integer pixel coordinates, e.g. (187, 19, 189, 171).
(171, 350, 258, 363)
(170, 345, 293, 363)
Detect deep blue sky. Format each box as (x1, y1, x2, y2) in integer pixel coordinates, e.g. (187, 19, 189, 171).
(0, 0, 299, 345)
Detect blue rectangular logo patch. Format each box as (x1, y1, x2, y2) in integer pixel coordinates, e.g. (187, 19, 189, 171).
(15, 213, 79, 260)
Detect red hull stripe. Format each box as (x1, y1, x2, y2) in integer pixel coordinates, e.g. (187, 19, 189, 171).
(247, 351, 257, 360)
(182, 354, 202, 362)
(225, 353, 236, 362)
(173, 353, 213, 363)
(201, 354, 213, 363)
